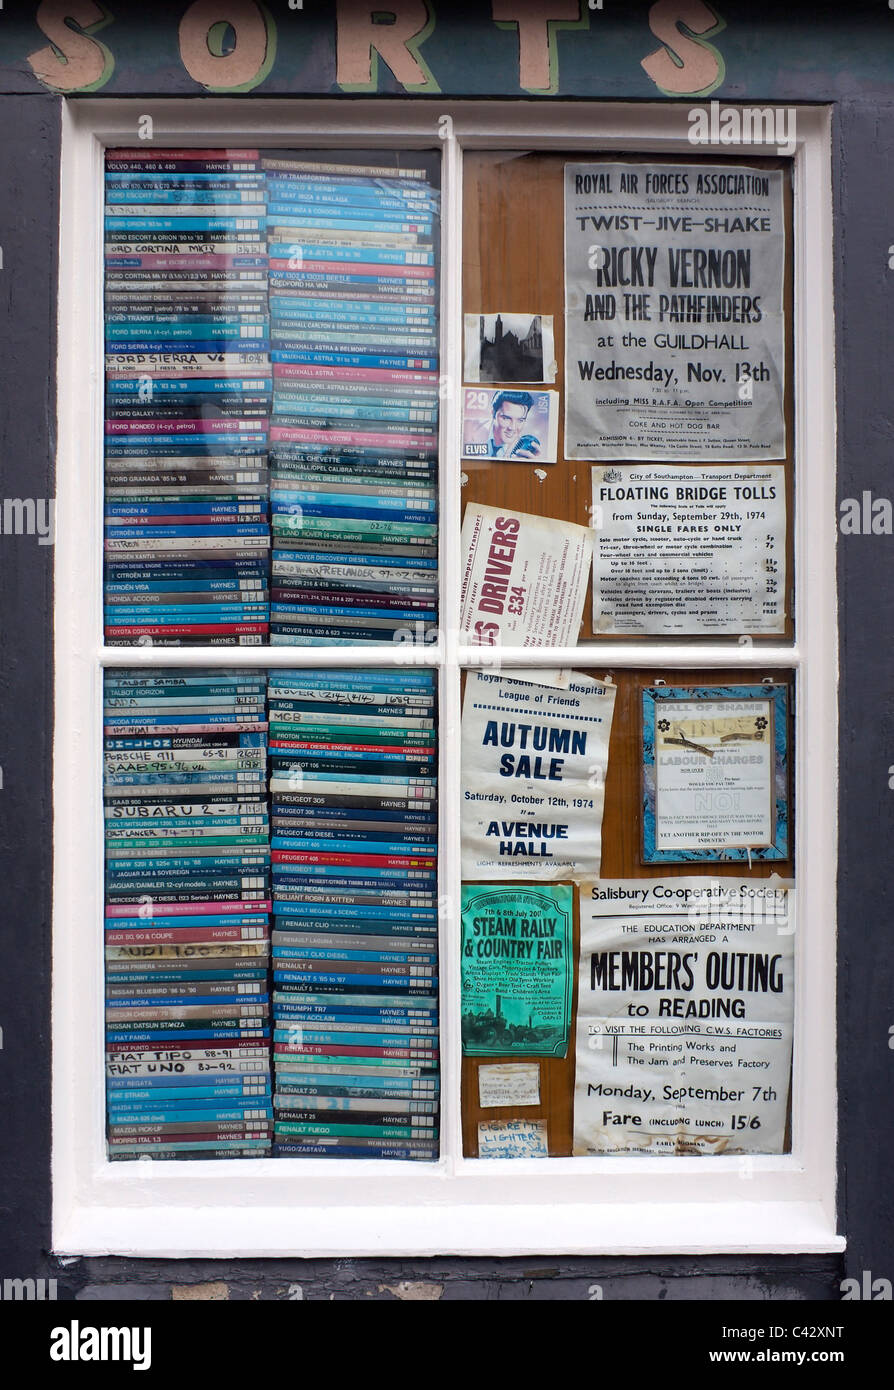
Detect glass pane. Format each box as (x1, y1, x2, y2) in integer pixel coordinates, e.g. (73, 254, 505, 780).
(459, 152, 794, 648)
(103, 666, 440, 1162)
(104, 147, 440, 650)
(459, 666, 794, 1158)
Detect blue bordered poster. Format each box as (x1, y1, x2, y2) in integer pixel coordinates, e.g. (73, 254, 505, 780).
(642, 684, 789, 863)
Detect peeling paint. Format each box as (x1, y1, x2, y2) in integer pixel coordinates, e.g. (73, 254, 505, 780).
(171, 1281, 230, 1301)
(379, 1280, 444, 1301)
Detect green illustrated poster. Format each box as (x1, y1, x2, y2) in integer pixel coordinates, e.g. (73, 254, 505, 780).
(461, 885, 573, 1058)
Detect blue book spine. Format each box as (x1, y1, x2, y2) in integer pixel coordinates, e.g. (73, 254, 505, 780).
(273, 947, 435, 970)
(106, 503, 265, 517)
(273, 903, 436, 922)
(106, 1030, 272, 1045)
(106, 351, 272, 365)
(103, 671, 265, 682)
(105, 914, 268, 930)
(108, 996, 269, 1010)
(271, 548, 436, 571)
(106, 190, 267, 205)
(262, 171, 431, 190)
(271, 502, 435, 525)
(268, 769, 435, 784)
(271, 402, 436, 426)
(271, 836, 436, 856)
(265, 181, 437, 209)
(106, 320, 268, 336)
(268, 241, 433, 267)
(265, 669, 435, 691)
(107, 379, 272, 395)
(107, 1105, 273, 1123)
(106, 255, 268, 268)
(105, 609, 268, 624)
(267, 200, 437, 223)
(107, 1084, 271, 1103)
(275, 1017, 436, 1034)
(106, 970, 268, 984)
(268, 606, 434, 628)
(104, 720, 266, 733)
(105, 173, 265, 186)
(105, 443, 268, 457)
(107, 1073, 270, 1090)
(274, 875, 436, 893)
(272, 806, 434, 826)
(104, 711, 265, 722)
(271, 826, 431, 845)
(273, 1031, 435, 1050)
(110, 1141, 273, 1153)
(105, 584, 267, 597)
(268, 269, 432, 289)
(106, 216, 265, 232)
(271, 746, 434, 766)
(104, 525, 269, 540)
(105, 813, 266, 829)
(267, 211, 432, 233)
(105, 853, 268, 872)
(271, 350, 435, 370)
(109, 1148, 272, 1159)
(273, 972, 434, 989)
(272, 487, 435, 514)
(271, 1144, 436, 1160)
(269, 297, 434, 323)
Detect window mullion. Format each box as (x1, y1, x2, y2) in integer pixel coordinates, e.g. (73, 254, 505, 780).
(97, 645, 441, 668)
(434, 128, 465, 1166)
(456, 645, 804, 670)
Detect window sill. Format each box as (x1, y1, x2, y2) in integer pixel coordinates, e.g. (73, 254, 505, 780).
(56, 1191, 843, 1259)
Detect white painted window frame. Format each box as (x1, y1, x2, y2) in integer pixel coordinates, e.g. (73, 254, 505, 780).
(52, 98, 841, 1258)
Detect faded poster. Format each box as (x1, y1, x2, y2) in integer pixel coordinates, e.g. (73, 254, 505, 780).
(592, 464, 786, 634)
(478, 1063, 541, 1108)
(459, 504, 592, 685)
(565, 163, 785, 460)
(461, 884, 573, 1058)
(478, 1118, 549, 1158)
(573, 878, 794, 1155)
(461, 503, 595, 647)
(461, 669, 616, 880)
(651, 696, 776, 853)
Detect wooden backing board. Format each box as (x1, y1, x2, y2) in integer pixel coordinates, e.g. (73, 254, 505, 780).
(461, 150, 795, 644)
(459, 149, 796, 1156)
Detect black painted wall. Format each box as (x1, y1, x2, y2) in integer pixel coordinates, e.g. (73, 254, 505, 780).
(834, 99, 894, 1296)
(0, 21, 892, 1302)
(0, 93, 57, 1278)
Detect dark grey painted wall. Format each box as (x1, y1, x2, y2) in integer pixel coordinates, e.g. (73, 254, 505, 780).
(834, 100, 894, 1295)
(0, 93, 57, 1278)
(0, 0, 893, 104)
